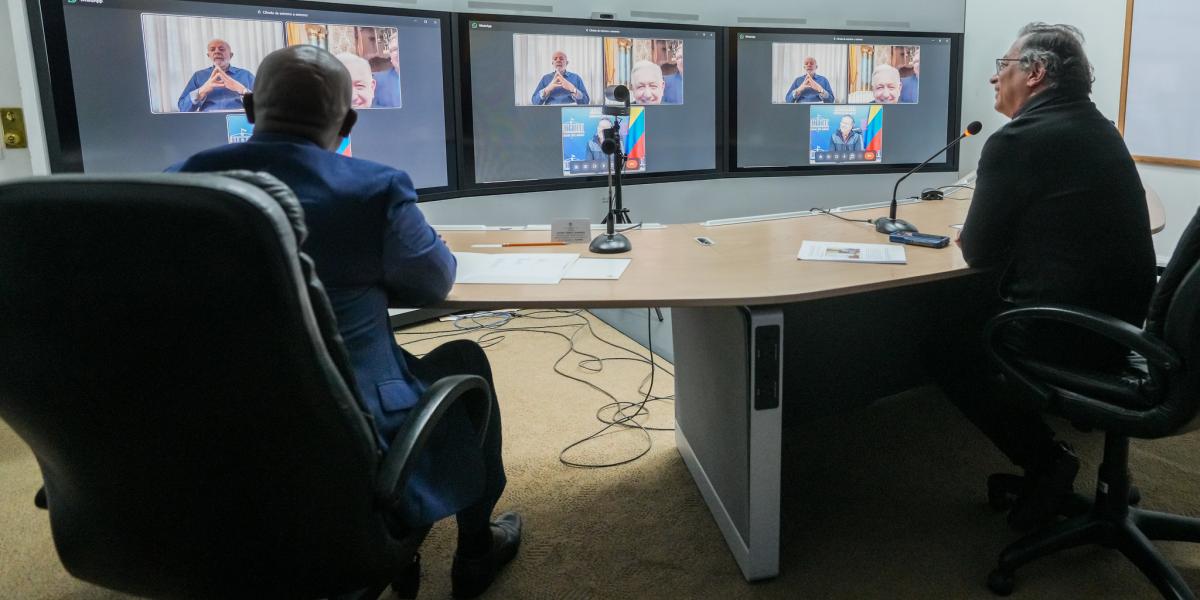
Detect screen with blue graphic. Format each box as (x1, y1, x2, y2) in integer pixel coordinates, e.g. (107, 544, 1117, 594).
(732, 28, 960, 172)
(560, 107, 646, 176)
(462, 15, 718, 186)
(808, 105, 883, 164)
(36, 0, 453, 191)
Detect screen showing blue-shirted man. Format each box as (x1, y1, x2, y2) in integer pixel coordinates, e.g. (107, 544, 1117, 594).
(177, 39, 256, 112)
(531, 50, 591, 105)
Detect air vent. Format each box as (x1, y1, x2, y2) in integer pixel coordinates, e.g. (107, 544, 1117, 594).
(629, 10, 701, 21)
(467, 1, 553, 12)
(736, 17, 808, 25)
(845, 19, 911, 29)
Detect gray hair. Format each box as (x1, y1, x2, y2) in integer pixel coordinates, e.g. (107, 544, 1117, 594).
(1016, 22, 1094, 95)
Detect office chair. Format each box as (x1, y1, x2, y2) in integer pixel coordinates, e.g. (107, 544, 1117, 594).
(981, 207, 1200, 599)
(0, 173, 492, 599)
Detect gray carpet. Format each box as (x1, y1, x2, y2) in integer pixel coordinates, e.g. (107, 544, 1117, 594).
(2, 310, 1198, 599)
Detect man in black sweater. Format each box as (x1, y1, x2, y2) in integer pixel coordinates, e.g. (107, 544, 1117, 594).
(944, 23, 1156, 530)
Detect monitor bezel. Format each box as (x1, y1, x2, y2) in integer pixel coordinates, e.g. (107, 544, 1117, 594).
(25, 0, 459, 195)
(454, 12, 726, 196)
(726, 26, 964, 177)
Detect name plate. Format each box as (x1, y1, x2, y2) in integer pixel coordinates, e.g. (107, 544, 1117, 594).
(551, 218, 591, 244)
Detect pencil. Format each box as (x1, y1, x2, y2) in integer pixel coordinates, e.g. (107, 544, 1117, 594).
(501, 242, 567, 247)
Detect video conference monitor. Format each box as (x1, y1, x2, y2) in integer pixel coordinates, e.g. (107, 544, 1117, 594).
(28, 0, 456, 191)
(730, 28, 962, 174)
(458, 14, 721, 189)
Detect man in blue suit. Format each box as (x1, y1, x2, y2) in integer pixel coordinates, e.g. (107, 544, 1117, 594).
(170, 45, 519, 599)
(530, 50, 590, 105)
(784, 56, 835, 103)
(176, 39, 255, 112)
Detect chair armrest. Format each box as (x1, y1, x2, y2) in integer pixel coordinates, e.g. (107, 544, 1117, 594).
(984, 305, 1179, 422)
(374, 375, 492, 505)
(985, 305, 1179, 372)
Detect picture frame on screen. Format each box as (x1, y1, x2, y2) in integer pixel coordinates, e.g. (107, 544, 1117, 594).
(25, 0, 459, 195)
(455, 13, 723, 195)
(728, 27, 963, 177)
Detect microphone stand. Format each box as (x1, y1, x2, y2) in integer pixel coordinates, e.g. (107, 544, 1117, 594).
(590, 89, 633, 254)
(875, 132, 968, 235)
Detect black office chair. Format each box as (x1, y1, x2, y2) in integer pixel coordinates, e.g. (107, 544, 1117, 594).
(982, 207, 1200, 599)
(0, 173, 492, 599)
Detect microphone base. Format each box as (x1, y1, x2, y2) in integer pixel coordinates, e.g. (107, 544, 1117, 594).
(874, 218, 919, 234)
(589, 232, 631, 254)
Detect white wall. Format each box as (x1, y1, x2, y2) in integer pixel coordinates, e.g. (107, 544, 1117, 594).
(0, 0, 32, 179)
(961, 0, 1197, 262)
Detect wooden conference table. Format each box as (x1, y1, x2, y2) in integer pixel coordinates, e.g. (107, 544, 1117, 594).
(434, 196, 1163, 581)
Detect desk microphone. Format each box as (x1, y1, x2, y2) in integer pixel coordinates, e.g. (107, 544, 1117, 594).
(874, 120, 982, 234)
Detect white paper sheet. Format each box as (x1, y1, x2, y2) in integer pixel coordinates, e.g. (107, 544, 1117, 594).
(562, 258, 631, 280)
(797, 241, 907, 264)
(452, 252, 580, 284)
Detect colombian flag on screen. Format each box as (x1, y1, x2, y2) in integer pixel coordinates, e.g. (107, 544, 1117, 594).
(623, 107, 646, 160)
(864, 105, 883, 153)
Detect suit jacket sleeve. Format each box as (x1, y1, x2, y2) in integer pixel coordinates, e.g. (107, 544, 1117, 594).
(380, 171, 456, 306)
(960, 128, 1034, 268)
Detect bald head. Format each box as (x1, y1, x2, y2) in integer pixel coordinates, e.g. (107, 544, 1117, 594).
(245, 45, 356, 150)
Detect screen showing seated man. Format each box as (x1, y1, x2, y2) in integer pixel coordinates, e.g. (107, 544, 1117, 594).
(560, 106, 647, 176)
(847, 44, 920, 104)
(285, 24, 403, 109)
(54, 0, 451, 190)
(772, 43, 847, 104)
(466, 16, 717, 185)
(603, 38, 685, 105)
(513, 35, 602, 106)
(808, 105, 883, 164)
(734, 29, 955, 171)
(141, 14, 280, 114)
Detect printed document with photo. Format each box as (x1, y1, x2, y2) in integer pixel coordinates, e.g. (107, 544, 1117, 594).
(797, 240, 906, 264)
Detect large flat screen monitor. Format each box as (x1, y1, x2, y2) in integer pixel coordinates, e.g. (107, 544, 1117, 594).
(459, 14, 721, 190)
(730, 28, 962, 174)
(28, 0, 456, 192)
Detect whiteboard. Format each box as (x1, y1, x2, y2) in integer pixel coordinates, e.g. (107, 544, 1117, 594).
(1119, 0, 1200, 167)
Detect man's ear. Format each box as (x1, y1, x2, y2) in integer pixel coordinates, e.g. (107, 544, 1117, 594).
(243, 93, 256, 124)
(338, 109, 358, 138)
(1027, 62, 1048, 89)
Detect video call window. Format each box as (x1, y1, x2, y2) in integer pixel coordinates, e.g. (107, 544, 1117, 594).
(462, 15, 718, 187)
(773, 43, 847, 105)
(560, 106, 647, 176)
(37, 0, 453, 191)
(848, 44, 920, 104)
(809, 105, 883, 164)
(732, 28, 959, 172)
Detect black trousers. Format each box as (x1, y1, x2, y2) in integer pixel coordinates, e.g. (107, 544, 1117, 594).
(929, 303, 1126, 472)
(406, 339, 506, 534)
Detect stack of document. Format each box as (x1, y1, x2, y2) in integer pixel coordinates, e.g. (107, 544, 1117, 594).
(453, 253, 631, 284)
(797, 241, 907, 264)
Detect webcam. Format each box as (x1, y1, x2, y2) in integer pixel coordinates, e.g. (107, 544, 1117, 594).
(591, 11, 616, 19)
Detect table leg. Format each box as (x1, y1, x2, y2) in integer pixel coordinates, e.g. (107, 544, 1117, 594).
(672, 305, 783, 581)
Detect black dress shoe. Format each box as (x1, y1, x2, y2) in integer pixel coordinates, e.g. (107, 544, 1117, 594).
(451, 512, 522, 599)
(1008, 442, 1080, 531)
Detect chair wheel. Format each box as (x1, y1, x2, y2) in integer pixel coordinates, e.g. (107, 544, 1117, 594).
(987, 569, 1015, 596)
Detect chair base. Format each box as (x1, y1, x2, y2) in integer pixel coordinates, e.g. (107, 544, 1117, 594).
(985, 436, 1200, 599)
